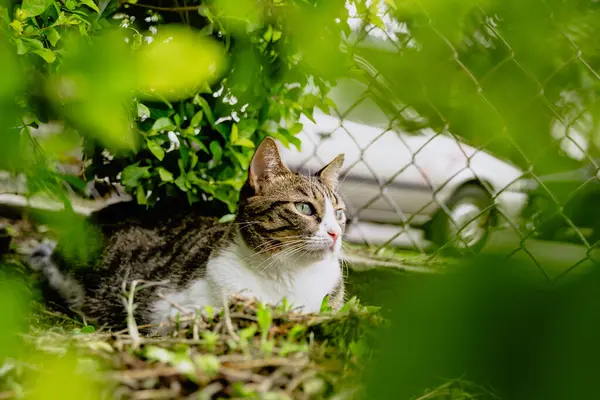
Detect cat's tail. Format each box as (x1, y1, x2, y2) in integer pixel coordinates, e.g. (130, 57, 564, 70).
(27, 239, 85, 311)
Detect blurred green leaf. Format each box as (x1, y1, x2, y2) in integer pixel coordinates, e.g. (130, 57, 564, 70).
(135, 25, 227, 101)
(21, 0, 53, 17)
(46, 27, 61, 47)
(25, 353, 103, 400)
(0, 37, 23, 170)
(80, 0, 100, 13)
(80, 325, 96, 334)
(35, 210, 103, 268)
(48, 29, 138, 152)
(0, 275, 30, 358)
(257, 302, 272, 338)
(194, 354, 220, 377)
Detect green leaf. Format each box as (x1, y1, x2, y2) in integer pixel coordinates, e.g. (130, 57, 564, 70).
(188, 136, 209, 153)
(33, 48, 56, 63)
(157, 167, 174, 182)
(174, 175, 188, 192)
(209, 141, 222, 163)
(57, 173, 87, 192)
(230, 149, 248, 169)
(234, 138, 255, 148)
(287, 325, 306, 341)
(80, 325, 96, 334)
(80, 0, 100, 13)
(146, 140, 165, 161)
(203, 305, 214, 320)
(21, 0, 54, 17)
(136, 185, 147, 205)
(121, 164, 151, 188)
(289, 122, 304, 135)
(320, 295, 332, 313)
(272, 29, 282, 42)
(14, 39, 27, 55)
(9, 20, 23, 35)
(384, 0, 397, 10)
(46, 27, 61, 47)
(218, 214, 235, 223)
(152, 117, 174, 131)
(239, 325, 257, 341)
(193, 355, 220, 377)
(193, 95, 215, 126)
(137, 103, 150, 119)
(143, 346, 174, 363)
(230, 123, 239, 143)
(257, 303, 272, 336)
(190, 110, 203, 127)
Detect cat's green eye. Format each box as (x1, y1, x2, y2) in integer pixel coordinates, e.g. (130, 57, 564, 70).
(295, 202, 313, 216)
(335, 209, 345, 221)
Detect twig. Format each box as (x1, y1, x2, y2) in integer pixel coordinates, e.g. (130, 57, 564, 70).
(186, 382, 223, 399)
(123, 279, 141, 349)
(222, 295, 240, 341)
(222, 357, 308, 370)
(286, 369, 317, 395)
(256, 368, 285, 393)
(219, 367, 266, 383)
(113, 323, 157, 336)
(131, 388, 180, 400)
(39, 308, 85, 326)
(229, 313, 259, 322)
(414, 381, 454, 400)
(121, 2, 202, 12)
(111, 366, 181, 381)
(157, 292, 193, 317)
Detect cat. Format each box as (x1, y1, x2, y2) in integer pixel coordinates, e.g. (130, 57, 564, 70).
(28, 137, 347, 329)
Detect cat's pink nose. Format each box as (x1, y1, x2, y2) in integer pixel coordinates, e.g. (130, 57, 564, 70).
(327, 231, 338, 244)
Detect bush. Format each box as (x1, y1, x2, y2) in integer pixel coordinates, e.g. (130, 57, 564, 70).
(0, 0, 358, 212)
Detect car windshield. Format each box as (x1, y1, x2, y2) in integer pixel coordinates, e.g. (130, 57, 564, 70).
(327, 78, 428, 132)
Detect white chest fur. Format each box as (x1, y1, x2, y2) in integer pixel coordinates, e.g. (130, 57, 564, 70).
(151, 240, 341, 324)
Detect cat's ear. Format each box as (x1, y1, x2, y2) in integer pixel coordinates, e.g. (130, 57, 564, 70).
(248, 137, 290, 192)
(315, 154, 345, 188)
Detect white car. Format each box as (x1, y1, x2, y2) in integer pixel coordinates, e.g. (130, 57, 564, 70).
(279, 77, 533, 252)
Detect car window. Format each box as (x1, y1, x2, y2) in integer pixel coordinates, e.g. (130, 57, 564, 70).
(328, 78, 428, 133)
(328, 78, 395, 129)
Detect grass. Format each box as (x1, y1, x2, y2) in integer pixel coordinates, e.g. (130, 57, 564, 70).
(1, 288, 381, 399)
(0, 216, 490, 400)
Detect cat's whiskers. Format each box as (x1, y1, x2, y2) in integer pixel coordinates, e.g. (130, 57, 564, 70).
(243, 238, 307, 260)
(254, 242, 307, 275)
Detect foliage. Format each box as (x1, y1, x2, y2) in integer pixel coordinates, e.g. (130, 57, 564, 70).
(0, 280, 382, 399)
(354, 0, 600, 174)
(0, 0, 359, 213)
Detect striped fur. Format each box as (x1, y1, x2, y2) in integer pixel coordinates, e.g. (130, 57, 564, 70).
(30, 138, 347, 329)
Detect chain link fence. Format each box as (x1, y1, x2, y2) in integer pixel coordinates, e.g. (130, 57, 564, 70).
(283, 0, 600, 282)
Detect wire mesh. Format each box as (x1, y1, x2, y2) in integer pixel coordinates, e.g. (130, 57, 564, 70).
(291, 0, 600, 282)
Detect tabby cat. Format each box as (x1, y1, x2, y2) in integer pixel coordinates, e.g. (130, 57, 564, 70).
(29, 138, 347, 329)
